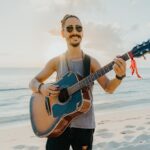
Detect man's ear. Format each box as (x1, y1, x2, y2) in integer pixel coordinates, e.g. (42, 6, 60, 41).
(61, 30, 65, 37)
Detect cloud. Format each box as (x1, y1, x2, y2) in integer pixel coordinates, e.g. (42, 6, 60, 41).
(0, 52, 11, 56)
(83, 22, 123, 53)
(29, 0, 104, 20)
(29, 0, 52, 12)
(130, 24, 139, 31)
(49, 29, 60, 36)
(129, 0, 140, 6)
(147, 22, 150, 28)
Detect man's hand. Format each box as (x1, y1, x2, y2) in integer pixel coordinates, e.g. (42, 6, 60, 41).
(40, 83, 60, 97)
(113, 57, 126, 78)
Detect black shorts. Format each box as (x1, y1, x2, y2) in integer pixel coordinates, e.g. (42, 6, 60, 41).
(46, 127, 95, 150)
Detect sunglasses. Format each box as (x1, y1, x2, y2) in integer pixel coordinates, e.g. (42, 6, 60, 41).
(65, 25, 83, 33)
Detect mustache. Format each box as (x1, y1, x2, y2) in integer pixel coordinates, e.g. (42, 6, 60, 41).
(69, 34, 81, 39)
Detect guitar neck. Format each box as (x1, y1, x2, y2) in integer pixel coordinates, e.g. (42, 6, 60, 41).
(68, 52, 130, 95)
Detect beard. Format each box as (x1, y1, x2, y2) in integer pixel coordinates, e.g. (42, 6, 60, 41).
(69, 34, 81, 47)
(71, 42, 80, 47)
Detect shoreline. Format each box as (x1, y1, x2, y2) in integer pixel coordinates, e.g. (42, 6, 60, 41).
(0, 106, 150, 150)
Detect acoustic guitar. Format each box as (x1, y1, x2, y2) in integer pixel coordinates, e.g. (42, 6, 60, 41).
(30, 40, 150, 138)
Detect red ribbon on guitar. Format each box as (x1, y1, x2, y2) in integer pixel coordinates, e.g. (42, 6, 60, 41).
(129, 52, 142, 78)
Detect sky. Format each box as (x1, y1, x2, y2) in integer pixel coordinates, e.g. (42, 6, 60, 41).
(0, 0, 150, 68)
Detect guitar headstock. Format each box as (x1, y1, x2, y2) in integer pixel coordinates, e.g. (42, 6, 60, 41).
(131, 40, 150, 58)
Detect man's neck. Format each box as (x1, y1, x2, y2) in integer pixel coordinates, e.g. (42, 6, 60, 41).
(67, 45, 82, 59)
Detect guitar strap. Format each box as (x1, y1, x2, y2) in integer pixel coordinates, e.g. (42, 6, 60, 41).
(83, 54, 91, 77)
(83, 54, 94, 88)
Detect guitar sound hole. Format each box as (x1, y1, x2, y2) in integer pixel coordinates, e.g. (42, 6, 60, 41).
(58, 88, 69, 103)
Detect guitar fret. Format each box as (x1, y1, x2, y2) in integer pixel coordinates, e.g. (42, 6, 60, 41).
(81, 79, 85, 87)
(95, 72, 99, 79)
(78, 81, 81, 88)
(93, 74, 97, 81)
(105, 66, 109, 72)
(122, 53, 130, 61)
(87, 77, 90, 84)
(91, 74, 94, 81)
(84, 79, 88, 86)
(82, 78, 87, 87)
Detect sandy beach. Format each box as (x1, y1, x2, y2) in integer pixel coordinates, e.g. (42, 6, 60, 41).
(1, 106, 150, 150)
(94, 107, 150, 150)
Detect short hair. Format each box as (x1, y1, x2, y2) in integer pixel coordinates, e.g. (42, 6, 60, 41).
(61, 14, 80, 28)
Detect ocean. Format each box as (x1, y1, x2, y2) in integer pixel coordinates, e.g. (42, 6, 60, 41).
(0, 67, 150, 128)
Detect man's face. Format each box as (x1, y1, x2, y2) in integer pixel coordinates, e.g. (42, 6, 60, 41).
(62, 17, 83, 47)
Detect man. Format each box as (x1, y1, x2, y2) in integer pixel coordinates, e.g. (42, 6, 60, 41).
(29, 14, 126, 150)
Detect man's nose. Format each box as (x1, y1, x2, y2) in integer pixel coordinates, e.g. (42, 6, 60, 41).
(72, 27, 77, 34)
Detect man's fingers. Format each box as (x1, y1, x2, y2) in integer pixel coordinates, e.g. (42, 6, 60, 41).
(114, 58, 126, 69)
(48, 89, 60, 94)
(113, 63, 125, 76)
(47, 84, 59, 90)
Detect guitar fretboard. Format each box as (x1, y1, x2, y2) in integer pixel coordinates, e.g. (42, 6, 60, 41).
(68, 52, 130, 95)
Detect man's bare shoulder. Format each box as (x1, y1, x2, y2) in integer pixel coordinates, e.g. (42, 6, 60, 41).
(47, 56, 59, 65)
(46, 53, 65, 70)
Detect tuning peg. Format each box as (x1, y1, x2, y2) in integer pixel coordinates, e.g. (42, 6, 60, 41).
(142, 42, 146, 46)
(143, 55, 146, 60)
(135, 44, 140, 49)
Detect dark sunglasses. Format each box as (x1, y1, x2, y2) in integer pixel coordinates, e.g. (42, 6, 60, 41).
(65, 25, 83, 33)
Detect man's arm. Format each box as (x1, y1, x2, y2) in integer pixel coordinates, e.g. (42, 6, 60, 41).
(91, 57, 126, 93)
(29, 56, 59, 95)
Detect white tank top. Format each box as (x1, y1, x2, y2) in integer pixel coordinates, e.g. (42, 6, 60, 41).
(56, 54, 95, 129)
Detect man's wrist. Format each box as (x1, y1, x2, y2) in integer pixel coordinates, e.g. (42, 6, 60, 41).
(115, 74, 126, 80)
(38, 83, 44, 93)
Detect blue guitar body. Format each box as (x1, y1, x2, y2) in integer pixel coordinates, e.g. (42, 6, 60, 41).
(30, 72, 91, 137)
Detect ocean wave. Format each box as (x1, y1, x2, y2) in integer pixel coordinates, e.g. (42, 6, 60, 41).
(0, 88, 29, 92)
(94, 97, 150, 111)
(0, 114, 29, 125)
